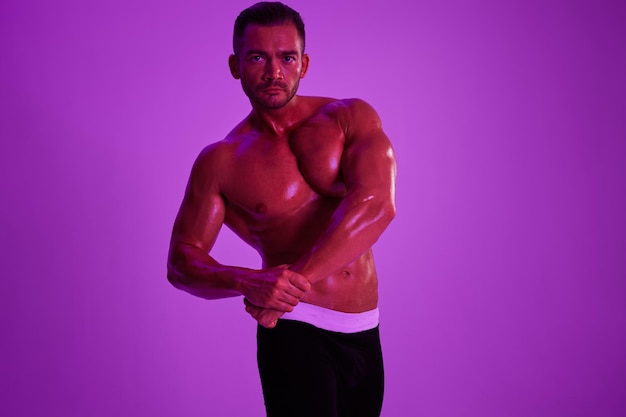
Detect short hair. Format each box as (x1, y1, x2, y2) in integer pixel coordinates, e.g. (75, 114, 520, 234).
(233, 2, 306, 54)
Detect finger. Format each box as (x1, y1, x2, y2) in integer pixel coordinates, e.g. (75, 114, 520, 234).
(243, 297, 258, 307)
(260, 311, 283, 328)
(276, 292, 301, 307)
(246, 305, 261, 316)
(244, 298, 258, 313)
(245, 303, 258, 317)
(262, 286, 298, 309)
(284, 286, 306, 301)
(259, 314, 276, 328)
(288, 273, 311, 292)
(260, 319, 275, 329)
(257, 312, 277, 328)
(268, 300, 295, 313)
(244, 299, 266, 320)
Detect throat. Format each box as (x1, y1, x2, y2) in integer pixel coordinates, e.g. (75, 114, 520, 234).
(249, 100, 308, 136)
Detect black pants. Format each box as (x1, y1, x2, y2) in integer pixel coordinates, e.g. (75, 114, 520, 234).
(257, 320, 384, 417)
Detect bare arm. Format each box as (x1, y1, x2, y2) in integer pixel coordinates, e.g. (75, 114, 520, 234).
(290, 99, 397, 282)
(167, 144, 310, 311)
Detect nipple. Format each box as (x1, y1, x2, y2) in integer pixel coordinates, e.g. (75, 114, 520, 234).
(255, 203, 267, 214)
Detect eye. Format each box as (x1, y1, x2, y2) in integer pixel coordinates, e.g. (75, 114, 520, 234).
(284, 56, 296, 63)
(251, 55, 264, 62)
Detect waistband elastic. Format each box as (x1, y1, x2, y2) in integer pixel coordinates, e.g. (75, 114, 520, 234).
(280, 302, 379, 333)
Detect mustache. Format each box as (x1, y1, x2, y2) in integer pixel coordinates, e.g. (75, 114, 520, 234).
(258, 81, 288, 90)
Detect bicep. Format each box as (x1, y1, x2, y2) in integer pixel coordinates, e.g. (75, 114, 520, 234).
(341, 102, 397, 197)
(170, 152, 226, 253)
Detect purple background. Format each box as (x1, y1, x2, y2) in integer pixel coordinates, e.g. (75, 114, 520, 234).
(2, 0, 625, 416)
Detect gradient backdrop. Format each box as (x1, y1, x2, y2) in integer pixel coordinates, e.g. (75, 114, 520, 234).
(2, 0, 625, 416)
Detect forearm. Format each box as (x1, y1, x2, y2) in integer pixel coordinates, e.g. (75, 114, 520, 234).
(290, 191, 395, 283)
(167, 242, 249, 300)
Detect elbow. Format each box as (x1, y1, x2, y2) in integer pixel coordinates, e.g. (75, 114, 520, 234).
(167, 243, 191, 290)
(350, 193, 396, 234)
(380, 198, 396, 228)
(354, 195, 395, 234)
(167, 260, 184, 290)
(358, 185, 396, 230)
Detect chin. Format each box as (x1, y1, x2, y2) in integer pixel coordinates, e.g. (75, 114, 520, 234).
(255, 96, 291, 109)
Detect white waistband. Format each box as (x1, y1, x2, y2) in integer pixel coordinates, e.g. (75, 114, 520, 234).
(280, 302, 379, 333)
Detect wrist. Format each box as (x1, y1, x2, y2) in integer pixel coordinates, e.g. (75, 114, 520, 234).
(289, 258, 316, 283)
(231, 267, 256, 296)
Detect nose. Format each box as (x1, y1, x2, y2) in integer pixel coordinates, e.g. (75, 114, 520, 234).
(263, 58, 283, 81)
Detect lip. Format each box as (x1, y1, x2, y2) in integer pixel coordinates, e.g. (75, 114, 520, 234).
(263, 87, 284, 94)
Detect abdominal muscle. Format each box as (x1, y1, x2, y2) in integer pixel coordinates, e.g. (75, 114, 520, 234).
(299, 250, 379, 313)
(225, 191, 379, 313)
(268, 217, 378, 314)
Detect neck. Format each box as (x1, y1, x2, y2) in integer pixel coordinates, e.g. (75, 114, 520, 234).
(249, 95, 306, 135)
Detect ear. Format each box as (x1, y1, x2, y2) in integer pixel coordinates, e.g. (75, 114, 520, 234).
(229, 54, 240, 79)
(300, 53, 310, 79)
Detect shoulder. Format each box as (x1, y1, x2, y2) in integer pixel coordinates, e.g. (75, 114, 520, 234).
(193, 140, 228, 172)
(296, 95, 378, 118)
(187, 137, 238, 194)
(334, 99, 393, 163)
(342, 98, 380, 117)
(314, 98, 382, 134)
(193, 117, 250, 171)
(189, 114, 257, 184)
(341, 98, 381, 123)
(330, 99, 385, 143)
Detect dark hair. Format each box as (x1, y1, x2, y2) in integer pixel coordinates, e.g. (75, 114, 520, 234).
(233, 2, 305, 54)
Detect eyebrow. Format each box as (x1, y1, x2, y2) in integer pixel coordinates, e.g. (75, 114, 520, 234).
(245, 49, 267, 56)
(245, 49, 300, 56)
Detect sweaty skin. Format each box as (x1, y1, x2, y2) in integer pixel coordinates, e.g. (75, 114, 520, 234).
(167, 23, 396, 328)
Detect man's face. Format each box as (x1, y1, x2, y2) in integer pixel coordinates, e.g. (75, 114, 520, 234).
(230, 23, 309, 109)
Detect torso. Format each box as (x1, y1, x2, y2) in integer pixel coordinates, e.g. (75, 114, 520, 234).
(213, 97, 378, 312)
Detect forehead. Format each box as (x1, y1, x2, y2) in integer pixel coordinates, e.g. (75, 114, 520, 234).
(238, 23, 303, 54)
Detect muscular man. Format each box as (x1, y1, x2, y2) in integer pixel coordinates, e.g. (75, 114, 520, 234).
(167, 2, 396, 416)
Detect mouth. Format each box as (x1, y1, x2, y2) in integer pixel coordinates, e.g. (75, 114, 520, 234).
(263, 87, 284, 94)
(260, 83, 287, 94)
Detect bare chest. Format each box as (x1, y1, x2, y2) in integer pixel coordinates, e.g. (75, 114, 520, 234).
(222, 139, 315, 219)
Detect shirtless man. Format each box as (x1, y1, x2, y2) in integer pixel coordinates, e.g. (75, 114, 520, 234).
(167, 2, 396, 416)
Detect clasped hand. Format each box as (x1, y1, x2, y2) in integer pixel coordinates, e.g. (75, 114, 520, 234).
(242, 265, 310, 328)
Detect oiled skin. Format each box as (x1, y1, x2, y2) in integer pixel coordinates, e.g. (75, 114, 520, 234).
(167, 24, 396, 328)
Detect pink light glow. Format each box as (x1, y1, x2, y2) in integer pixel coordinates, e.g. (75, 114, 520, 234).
(1, 1, 625, 416)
